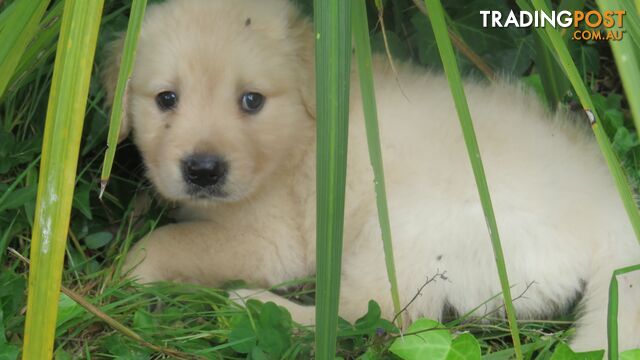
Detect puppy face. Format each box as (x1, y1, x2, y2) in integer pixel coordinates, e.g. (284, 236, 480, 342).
(105, 0, 314, 202)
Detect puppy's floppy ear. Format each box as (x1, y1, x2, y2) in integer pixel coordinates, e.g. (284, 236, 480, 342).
(102, 34, 132, 142)
(287, 11, 316, 120)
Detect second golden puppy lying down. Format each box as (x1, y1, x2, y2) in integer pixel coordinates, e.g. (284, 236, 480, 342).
(104, 0, 640, 352)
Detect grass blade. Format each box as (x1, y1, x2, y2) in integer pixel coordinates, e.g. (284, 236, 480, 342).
(607, 264, 640, 359)
(100, 0, 148, 198)
(410, 0, 496, 81)
(532, 32, 570, 110)
(0, 0, 50, 99)
(422, 1, 523, 358)
(619, 0, 640, 50)
(0, 3, 17, 46)
(8, 1, 63, 95)
(529, 0, 640, 243)
(314, 0, 352, 358)
(527, 0, 576, 112)
(351, 0, 403, 327)
(597, 0, 640, 132)
(11, 249, 196, 360)
(22, 1, 105, 358)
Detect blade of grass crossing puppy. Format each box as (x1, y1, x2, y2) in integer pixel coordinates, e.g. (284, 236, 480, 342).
(597, 0, 640, 132)
(532, 33, 569, 110)
(22, 1, 104, 359)
(351, 0, 403, 328)
(314, 0, 352, 358)
(530, 0, 640, 243)
(100, 0, 148, 198)
(607, 264, 640, 359)
(410, 0, 497, 81)
(515, 1, 572, 110)
(423, 1, 524, 359)
(0, 0, 50, 99)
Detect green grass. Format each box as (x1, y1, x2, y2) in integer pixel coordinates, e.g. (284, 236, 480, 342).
(423, 1, 523, 358)
(597, 0, 640, 132)
(0, 0, 50, 99)
(529, 0, 640, 243)
(607, 264, 640, 358)
(21, 1, 104, 358)
(351, 0, 403, 328)
(313, 0, 352, 358)
(100, 0, 147, 198)
(1, 0, 640, 359)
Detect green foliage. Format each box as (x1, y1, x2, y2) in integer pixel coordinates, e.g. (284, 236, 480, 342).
(608, 264, 640, 357)
(352, 0, 402, 327)
(0, 310, 20, 360)
(423, 0, 523, 357)
(21, 1, 105, 358)
(55, 293, 85, 329)
(313, 0, 352, 358)
(83, 231, 113, 250)
(0, 0, 50, 99)
(529, 0, 640, 243)
(598, 0, 640, 133)
(100, 0, 147, 194)
(621, 350, 640, 360)
(550, 343, 604, 360)
(389, 319, 481, 360)
(229, 300, 293, 358)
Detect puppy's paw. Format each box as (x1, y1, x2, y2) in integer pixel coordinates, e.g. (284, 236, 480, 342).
(228, 288, 272, 306)
(121, 246, 164, 284)
(228, 288, 316, 326)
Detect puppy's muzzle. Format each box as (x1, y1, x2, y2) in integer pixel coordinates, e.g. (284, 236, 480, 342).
(181, 153, 228, 189)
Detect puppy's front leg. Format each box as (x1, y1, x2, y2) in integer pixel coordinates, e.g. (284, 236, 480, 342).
(122, 221, 300, 288)
(231, 289, 316, 326)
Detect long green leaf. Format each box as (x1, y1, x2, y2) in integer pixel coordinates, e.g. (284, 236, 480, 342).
(100, 0, 148, 197)
(532, 32, 570, 110)
(0, 0, 50, 99)
(351, 0, 403, 327)
(0, 156, 40, 213)
(607, 264, 640, 359)
(423, 1, 523, 359)
(530, 0, 640, 243)
(0, 2, 17, 37)
(22, 1, 105, 358)
(8, 1, 64, 95)
(314, 0, 352, 358)
(619, 0, 640, 50)
(529, 0, 581, 110)
(597, 0, 640, 133)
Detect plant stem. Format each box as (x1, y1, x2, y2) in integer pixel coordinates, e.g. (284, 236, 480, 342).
(314, 0, 352, 358)
(423, 1, 523, 358)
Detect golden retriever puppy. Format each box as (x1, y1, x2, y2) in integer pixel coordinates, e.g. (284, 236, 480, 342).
(104, 0, 640, 352)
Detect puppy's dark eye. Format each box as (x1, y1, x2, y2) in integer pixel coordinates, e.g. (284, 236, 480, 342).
(240, 92, 265, 114)
(156, 91, 178, 111)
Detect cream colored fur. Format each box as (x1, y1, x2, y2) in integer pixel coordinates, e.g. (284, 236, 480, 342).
(105, 0, 640, 352)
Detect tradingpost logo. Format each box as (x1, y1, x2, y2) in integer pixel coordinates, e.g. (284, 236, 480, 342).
(480, 10, 626, 41)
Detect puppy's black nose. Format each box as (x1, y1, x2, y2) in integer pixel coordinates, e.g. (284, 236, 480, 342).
(181, 154, 228, 188)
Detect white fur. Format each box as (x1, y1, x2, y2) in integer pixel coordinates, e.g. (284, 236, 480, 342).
(108, 0, 640, 352)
